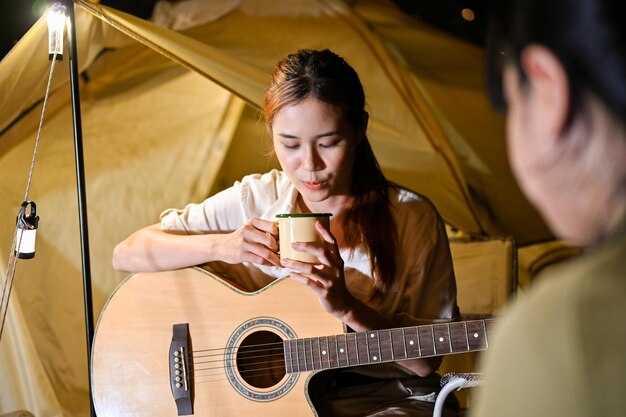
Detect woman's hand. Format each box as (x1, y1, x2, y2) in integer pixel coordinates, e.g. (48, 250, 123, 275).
(219, 217, 281, 267)
(280, 220, 356, 321)
(279, 220, 442, 377)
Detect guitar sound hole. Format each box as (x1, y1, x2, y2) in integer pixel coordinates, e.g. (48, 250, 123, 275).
(236, 330, 286, 388)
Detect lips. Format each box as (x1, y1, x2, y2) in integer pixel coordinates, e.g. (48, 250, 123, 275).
(302, 180, 326, 190)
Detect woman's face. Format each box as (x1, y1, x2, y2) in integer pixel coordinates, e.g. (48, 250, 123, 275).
(272, 96, 360, 211)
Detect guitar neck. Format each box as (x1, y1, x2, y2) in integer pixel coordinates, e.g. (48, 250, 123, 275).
(283, 318, 497, 373)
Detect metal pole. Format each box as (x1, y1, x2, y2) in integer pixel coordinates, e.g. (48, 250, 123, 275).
(63, 1, 96, 415)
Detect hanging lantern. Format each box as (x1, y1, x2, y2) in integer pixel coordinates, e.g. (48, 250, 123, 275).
(15, 201, 39, 259)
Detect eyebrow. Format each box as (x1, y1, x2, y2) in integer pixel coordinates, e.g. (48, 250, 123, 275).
(277, 131, 341, 139)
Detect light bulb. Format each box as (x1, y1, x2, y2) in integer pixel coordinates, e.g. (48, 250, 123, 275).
(46, 2, 67, 60)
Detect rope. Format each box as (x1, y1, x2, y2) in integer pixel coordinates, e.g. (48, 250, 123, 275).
(0, 50, 59, 342)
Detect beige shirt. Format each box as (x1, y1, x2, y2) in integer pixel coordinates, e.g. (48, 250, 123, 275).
(161, 169, 458, 328)
(472, 219, 626, 417)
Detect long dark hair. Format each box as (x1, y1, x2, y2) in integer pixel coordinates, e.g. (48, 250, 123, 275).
(486, 0, 626, 128)
(263, 49, 397, 293)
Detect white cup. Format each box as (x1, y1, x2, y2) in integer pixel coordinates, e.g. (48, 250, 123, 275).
(276, 213, 332, 263)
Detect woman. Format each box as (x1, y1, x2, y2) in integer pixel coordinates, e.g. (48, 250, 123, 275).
(473, 0, 626, 416)
(113, 49, 459, 416)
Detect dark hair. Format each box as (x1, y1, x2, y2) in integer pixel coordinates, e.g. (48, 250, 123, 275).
(263, 49, 397, 293)
(486, 0, 626, 128)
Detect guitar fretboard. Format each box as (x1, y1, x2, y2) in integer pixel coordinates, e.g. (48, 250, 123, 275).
(283, 318, 496, 373)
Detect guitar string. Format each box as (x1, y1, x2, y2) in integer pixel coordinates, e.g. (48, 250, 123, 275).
(187, 337, 398, 383)
(188, 340, 324, 383)
(190, 343, 291, 383)
(182, 321, 491, 384)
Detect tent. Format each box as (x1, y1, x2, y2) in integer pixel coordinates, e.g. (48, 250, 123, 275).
(0, 0, 573, 415)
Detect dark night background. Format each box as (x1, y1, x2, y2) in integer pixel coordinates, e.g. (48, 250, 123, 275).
(0, 0, 495, 61)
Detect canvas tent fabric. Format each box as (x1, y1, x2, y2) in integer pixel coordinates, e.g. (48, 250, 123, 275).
(0, 0, 554, 415)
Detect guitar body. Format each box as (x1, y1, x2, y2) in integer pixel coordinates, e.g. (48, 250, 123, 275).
(91, 267, 344, 417)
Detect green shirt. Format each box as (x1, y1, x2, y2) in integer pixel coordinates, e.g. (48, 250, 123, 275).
(472, 219, 626, 417)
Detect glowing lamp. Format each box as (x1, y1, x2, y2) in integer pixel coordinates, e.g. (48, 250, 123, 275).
(46, 2, 67, 60)
(15, 201, 39, 259)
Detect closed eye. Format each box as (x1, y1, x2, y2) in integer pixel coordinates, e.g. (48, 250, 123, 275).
(319, 140, 341, 149)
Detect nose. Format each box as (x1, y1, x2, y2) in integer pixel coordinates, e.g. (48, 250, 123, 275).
(302, 144, 324, 171)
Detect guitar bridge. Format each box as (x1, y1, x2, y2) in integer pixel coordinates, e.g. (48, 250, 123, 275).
(169, 323, 193, 415)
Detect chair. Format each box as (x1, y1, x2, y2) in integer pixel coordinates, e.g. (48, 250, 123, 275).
(433, 373, 482, 417)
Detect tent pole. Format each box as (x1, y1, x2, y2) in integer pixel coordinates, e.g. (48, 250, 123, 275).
(63, 1, 96, 415)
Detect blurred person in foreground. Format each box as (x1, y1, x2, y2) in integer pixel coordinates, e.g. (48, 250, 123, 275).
(473, 0, 626, 416)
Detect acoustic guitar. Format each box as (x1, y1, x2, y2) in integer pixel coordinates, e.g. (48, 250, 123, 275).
(91, 267, 495, 416)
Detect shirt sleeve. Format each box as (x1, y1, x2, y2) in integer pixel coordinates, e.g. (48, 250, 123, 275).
(159, 170, 293, 233)
(159, 183, 246, 233)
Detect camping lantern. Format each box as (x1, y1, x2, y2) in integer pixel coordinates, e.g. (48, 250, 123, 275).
(15, 201, 39, 259)
(46, 2, 66, 60)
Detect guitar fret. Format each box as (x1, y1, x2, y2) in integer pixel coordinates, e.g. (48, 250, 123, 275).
(466, 320, 487, 351)
(305, 338, 312, 371)
(296, 339, 307, 371)
(450, 322, 470, 352)
(379, 329, 393, 362)
(347, 333, 359, 366)
(344, 334, 350, 365)
(405, 327, 420, 358)
(306, 339, 312, 370)
(284, 340, 293, 373)
(464, 322, 470, 351)
(317, 337, 324, 369)
(326, 336, 337, 368)
(293, 339, 300, 372)
(485, 318, 497, 348)
(431, 326, 436, 355)
(310, 338, 316, 370)
(289, 340, 300, 372)
(390, 328, 406, 360)
(321, 336, 330, 369)
(417, 326, 422, 357)
(366, 331, 381, 363)
(483, 320, 489, 348)
(355, 332, 367, 365)
(418, 326, 435, 357)
(337, 334, 347, 367)
(433, 324, 452, 355)
(402, 328, 408, 358)
(311, 337, 320, 370)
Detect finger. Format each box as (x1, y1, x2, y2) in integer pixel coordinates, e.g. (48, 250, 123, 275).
(315, 220, 337, 246)
(249, 217, 279, 235)
(281, 258, 335, 288)
(243, 241, 281, 267)
(290, 241, 327, 262)
(280, 257, 318, 274)
(288, 271, 325, 292)
(291, 241, 339, 268)
(241, 223, 279, 251)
